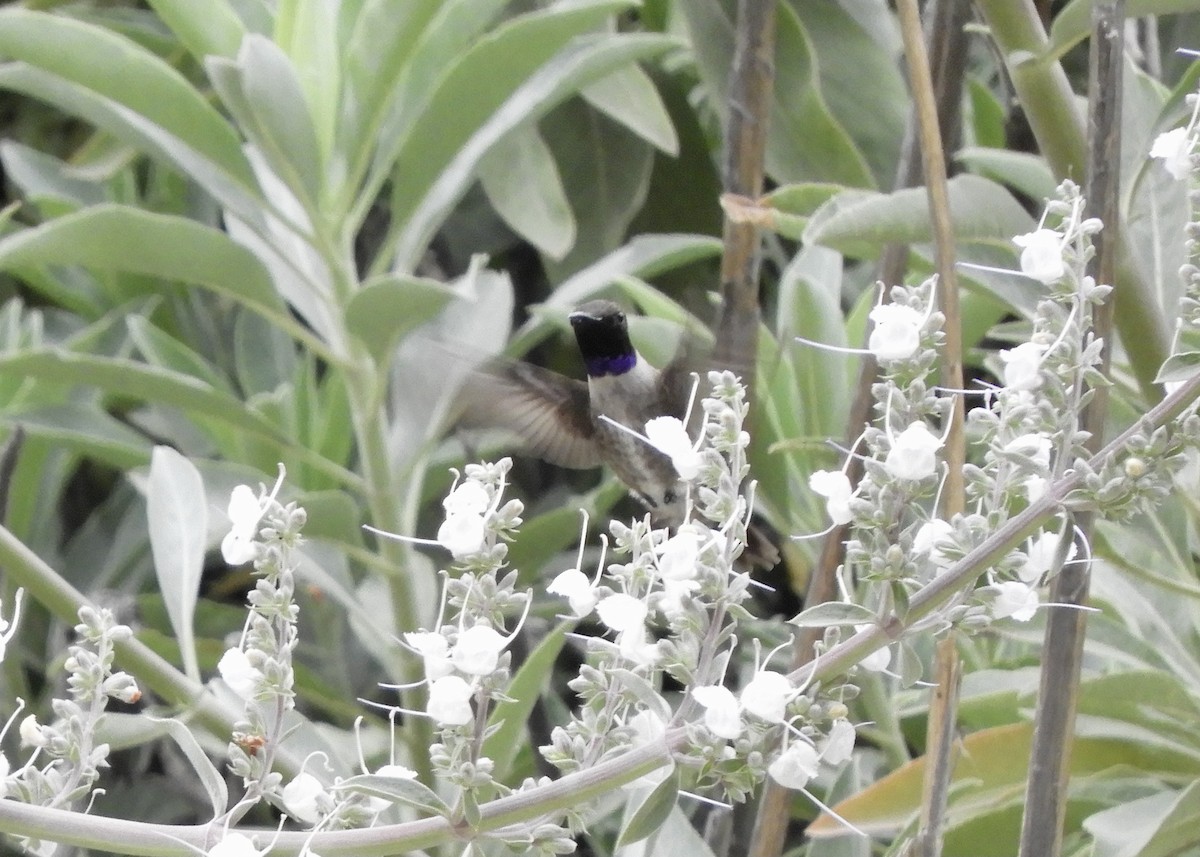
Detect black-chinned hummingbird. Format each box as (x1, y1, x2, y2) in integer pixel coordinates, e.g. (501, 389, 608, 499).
(461, 299, 696, 528)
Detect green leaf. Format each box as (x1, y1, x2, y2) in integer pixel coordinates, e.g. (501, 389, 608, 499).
(147, 447, 207, 682)
(0, 9, 252, 186)
(540, 99, 655, 280)
(484, 622, 571, 780)
(144, 0, 246, 59)
(0, 206, 328, 354)
(0, 64, 266, 224)
(581, 63, 679, 155)
(1156, 352, 1200, 384)
(679, 1, 873, 187)
(274, 0, 341, 165)
(226, 35, 324, 203)
(1048, 0, 1200, 61)
(337, 773, 450, 817)
(344, 275, 457, 365)
(804, 174, 1032, 259)
(790, 601, 878, 628)
(956, 147, 1058, 204)
(761, 182, 845, 240)
(0, 141, 106, 208)
(6, 403, 152, 470)
(1085, 779, 1200, 857)
(389, 28, 677, 270)
(150, 716, 231, 819)
(478, 124, 576, 260)
(617, 767, 681, 846)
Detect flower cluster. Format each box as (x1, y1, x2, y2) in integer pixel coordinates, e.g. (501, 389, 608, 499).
(542, 372, 857, 807)
(3, 605, 139, 816)
(214, 468, 308, 809)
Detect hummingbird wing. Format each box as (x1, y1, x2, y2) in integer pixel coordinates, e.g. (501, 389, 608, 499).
(458, 362, 603, 469)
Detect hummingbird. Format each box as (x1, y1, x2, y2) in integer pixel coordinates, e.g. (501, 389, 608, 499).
(460, 299, 696, 528)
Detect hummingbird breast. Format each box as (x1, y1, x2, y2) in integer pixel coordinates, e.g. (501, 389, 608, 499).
(586, 366, 687, 527)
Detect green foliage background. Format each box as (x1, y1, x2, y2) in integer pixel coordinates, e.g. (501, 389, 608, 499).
(2, 1, 1200, 855)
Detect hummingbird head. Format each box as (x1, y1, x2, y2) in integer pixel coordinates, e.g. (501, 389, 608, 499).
(568, 300, 636, 378)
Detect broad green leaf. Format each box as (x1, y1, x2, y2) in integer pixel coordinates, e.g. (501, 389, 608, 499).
(484, 622, 571, 780)
(0, 9, 252, 185)
(790, 601, 878, 628)
(144, 0, 245, 59)
(1085, 779, 1200, 857)
(127, 317, 229, 393)
(956, 147, 1058, 204)
(787, 0, 905, 188)
(150, 716, 230, 819)
(0, 206, 327, 355)
(762, 183, 845, 240)
(387, 10, 665, 270)
(274, 0, 340, 165)
(582, 63, 679, 155)
(147, 447, 207, 682)
(0, 64, 267, 228)
(617, 767, 681, 846)
(231, 35, 323, 203)
(0, 141, 106, 208)
(7, 403, 152, 470)
(804, 175, 1032, 259)
(344, 275, 457, 365)
(1156, 352, 1200, 384)
(338, 773, 449, 817)
(1048, 0, 1200, 61)
(541, 99, 656, 280)
(340, 0, 444, 189)
(679, 1, 873, 187)
(0, 350, 278, 437)
(478, 124, 576, 261)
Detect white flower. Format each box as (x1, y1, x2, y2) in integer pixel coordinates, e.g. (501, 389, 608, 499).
(867, 303, 923, 362)
(1018, 531, 1076, 584)
(1023, 475, 1047, 502)
(644, 416, 702, 480)
(821, 718, 857, 765)
(1012, 228, 1066, 284)
(1000, 342, 1047, 391)
(426, 675, 474, 726)
(855, 625, 892, 672)
(991, 581, 1039, 621)
(655, 527, 703, 581)
(375, 763, 417, 779)
(19, 714, 46, 748)
(218, 648, 261, 700)
(208, 833, 263, 857)
(1004, 433, 1053, 469)
(739, 671, 794, 724)
(884, 422, 943, 481)
(450, 625, 506, 676)
(624, 710, 672, 789)
(282, 772, 327, 824)
(809, 470, 853, 525)
(1150, 126, 1194, 181)
(547, 568, 598, 617)
(768, 741, 820, 789)
(221, 485, 266, 565)
(596, 593, 648, 633)
(913, 519, 955, 569)
(443, 480, 490, 516)
(659, 577, 701, 621)
(436, 511, 487, 559)
(404, 631, 453, 680)
(691, 685, 743, 740)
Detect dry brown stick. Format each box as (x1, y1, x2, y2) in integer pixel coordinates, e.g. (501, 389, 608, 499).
(1018, 4, 1123, 856)
(894, 1, 967, 855)
(714, 0, 775, 392)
